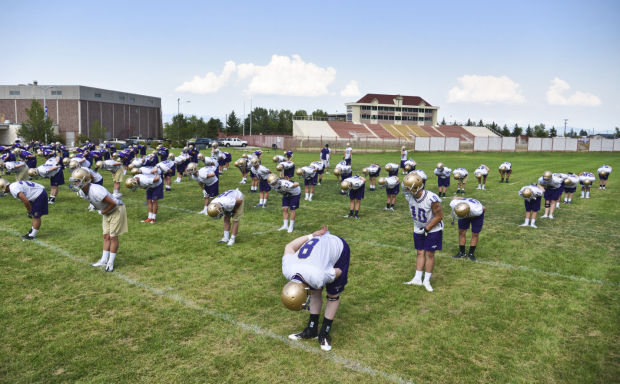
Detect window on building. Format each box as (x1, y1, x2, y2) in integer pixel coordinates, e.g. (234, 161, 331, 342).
(51, 90, 62, 95)
(371, 106, 377, 110)
(130, 97, 136, 103)
(119, 96, 125, 101)
(9, 90, 20, 95)
(95, 93, 102, 98)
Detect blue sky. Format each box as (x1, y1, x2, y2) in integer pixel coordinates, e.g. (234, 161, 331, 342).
(3, 0, 619, 133)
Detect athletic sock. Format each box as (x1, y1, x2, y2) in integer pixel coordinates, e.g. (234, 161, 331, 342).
(354, 210, 359, 216)
(349, 210, 353, 216)
(423, 272, 432, 283)
(152, 213, 156, 220)
(305, 193, 309, 199)
(320, 317, 333, 336)
(308, 314, 319, 332)
(459, 245, 466, 253)
(230, 235, 236, 242)
(108, 252, 116, 265)
(223, 231, 230, 241)
(390, 204, 394, 209)
(386, 203, 390, 209)
(522, 219, 529, 225)
(30, 227, 38, 237)
(283, 219, 288, 227)
(468, 246, 476, 256)
(530, 219, 536, 225)
(586, 191, 590, 198)
(414, 270, 423, 280)
(101, 250, 110, 263)
(288, 220, 295, 231)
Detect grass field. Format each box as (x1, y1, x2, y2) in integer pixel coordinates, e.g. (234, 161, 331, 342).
(1, 150, 619, 383)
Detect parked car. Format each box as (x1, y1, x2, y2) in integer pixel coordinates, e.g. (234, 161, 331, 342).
(217, 137, 248, 147)
(125, 136, 146, 145)
(187, 138, 215, 149)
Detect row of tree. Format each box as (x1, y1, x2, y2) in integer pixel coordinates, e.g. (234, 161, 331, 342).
(441, 117, 595, 138)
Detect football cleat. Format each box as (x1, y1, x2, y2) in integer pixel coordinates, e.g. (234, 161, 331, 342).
(141, 218, 152, 223)
(92, 260, 107, 267)
(105, 264, 114, 272)
(319, 334, 332, 351)
(288, 327, 318, 341)
(404, 278, 423, 286)
(278, 225, 288, 231)
(21, 234, 35, 241)
(227, 239, 235, 246)
(423, 281, 434, 292)
(467, 254, 477, 262)
(519, 222, 529, 227)
(530, 223, 538, 228)
(453, 251, 466, 259)
(217, 238, 228, 243)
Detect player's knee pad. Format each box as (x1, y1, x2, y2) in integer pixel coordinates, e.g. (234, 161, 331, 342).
(327, 295, 340, 302)
(544, 201, 550, 208)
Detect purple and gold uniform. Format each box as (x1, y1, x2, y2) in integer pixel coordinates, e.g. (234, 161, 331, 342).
(193, 166, 219, 198)
(434, 166, 451, 187)
(404, 189, 443, 251)
(134, 173, 164, 201)
(385, 163, 399, 177)
(384, 176, 400, 195)
(8, 181, 48, 218)
(251, 164, 272, 192)
(280, 160, 296, 179)
(273, 179, 302, 210)
(519, 185, 543, 212)
(300, 166, 318, 186)
(403, 159, 417, 172)
(343, 175, 365, 200)
(450, 198, 484, 233)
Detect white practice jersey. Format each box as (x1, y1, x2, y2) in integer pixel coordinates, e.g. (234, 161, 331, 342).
(453, 168, 468, 179)
(404, 190, 443, 234)
(344, 176, 365, 190)
(385, 176, 400, 189)
(280, 160, 294, 170)
(44, 157, 60, 167)
(273, 180, 301, 196)
(553, 172, 568, 181)
(499, 162, 512, 171)
(135, 173, 162, 189)
(538, 175, 562, 189)
(579, 172, 596, 183)
(131, 158, 144, 168)
(311, 161, 325, 172)
(212, 189, 244, 213)
(519, 185, 543, 200)
(174, 153, 190, 164)
(301, 166, 317, 179)
(450, 198, 484, 218)
(78, 183, 122, 211)
(404, 159, 417, 169)
(193, 166, 218, 186)
(564, 174, 579, 187)
(101, 159, 121, 172)
(274, 155, 286, 163)
(434, 167, 452, 178)
(140, 166, 161, 176)
(251, 165, 271, 180)
(411, 169, 428, 181)
(281, 232, 343, 290)
(344, 147, 352, 160)
(385, 163, 399, 172)
(598, 165, 612, 175)
(401, 150, 407, 161)
(81, 167, 103, 183)
(36, 164, 61, 178)
(76, 157, 91, 169)
(474, 165, 489, 176)
(157, 160, 175, 174)
(9, 180, 45, 201)
(367, 164, 380, 174)
(202, 157, 216, 166)
(4, 161, 25, 173)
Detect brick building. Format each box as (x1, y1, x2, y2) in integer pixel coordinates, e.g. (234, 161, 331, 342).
(345, 93, 439, 125)
(0, 83, 162, 145)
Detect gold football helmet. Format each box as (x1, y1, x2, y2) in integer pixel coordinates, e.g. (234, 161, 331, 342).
(69, 153, 76, 158)
(499, 164, 507, 171)
(384, 164, 392, 172)
(186, 162, 198, 175)
(522, 187, 533, 198)
(197, 153, 205, 161)
(37, 149, 43, 156)
(168, 154, 175, 161)
(0, 177, 8, 196)
(125, 177, 138, 191)
(405, 164, 412, 171)
(207, 202, 224, 218)
(401, 146, 406, 151)
(600, 171, 608, 177)
(130, 167, 141, 176)
(267, 173, 278, 185)
(403, 173, 424, 194)
(437, 162, 444, 169)
(276, 163, 284, 171)
(564, 178, 572, 185)
(584, 179, 592, 186)
(69, 168, 92, 191)
(281, 280, 310, 311)
(272, 156, 279, 163)
(250, 157, 260, 167)
(241, 153, 248, 159)
(454, 202, 470, 218)
(333, 168, 341, 176)
(28, 168, 39, 178)
(62, 157, 69, 166)
(346, 142, 350, 147)
(475, 173, 482, 180)
(12, 148, 21, 156)
(95, 160, 103, 169)
(68, 159, 80, 170)
(128, 163, 135, 170)
(341, 180, 351, 190)
(362, 167, 369, 174)
(296, 168, 303, 176)
(212, 142, 219, 148)
(377, 177, 386, 186)
(453, 172, 461, 180)
(543, 171, 552, 180)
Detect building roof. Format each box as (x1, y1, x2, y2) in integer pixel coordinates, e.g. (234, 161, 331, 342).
(355, 93, 433, 107)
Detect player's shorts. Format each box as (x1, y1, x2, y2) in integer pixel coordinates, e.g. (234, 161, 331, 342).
(524, 197, 541, 212)
(177, 163, 187, 174)
(304, 175, 318, 186)
(341, 171, 352, 180)
(168, 165, 176, 177)
(369, 170, 380, 178)
(284, 167, 295, 178)
(438, 177, 450, 187)
(315, 167, 324, 175)
(250, 171, 257, 179)
(598, 173, 609, 180)
(386, 184, 400, 195)
(103, 204, 128, 237)
(348, 186, 365, 200)
(388, 170, 399, 177)
(345, 158, 351, 166)
(553, 185, 564, 200)
(147, 183, 164, 201)
(26, 159, 37, 168)
(321, 159, 330, 168)
(282, 194, 301, 210)
(543, 188, 556, 201)
(400, 160, 406, 169)
(413, 230, 443, 252)
(231, 199, 244, 222)
(458, 213, 484, 233)
(30, 190, 49, 218)
(564, 186, 577, 193)
(259, 179, 271, 192)
(325, 237, 350, 295)
(218, 158, 226, 166)
(113, 168, 124, 183)
(50, 170, 65, 186)
(203, 182, 219, 198)
(225, 153, 232, 162)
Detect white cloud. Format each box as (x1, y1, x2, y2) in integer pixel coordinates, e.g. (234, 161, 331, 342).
(175, 61, 237, 94)
(546, 77, 601, 106)
(176, 55, 336, 97)
(340, 80, 361, 97)
(447, 75, 525, 104)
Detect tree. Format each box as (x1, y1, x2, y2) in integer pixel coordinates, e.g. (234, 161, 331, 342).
(311, 109, 328, 120)
(17, 99, 55, 143)
(478, 119, 484, 127)
(466, 118, 473, 126)
(511, 124, 523, 137)
(226, 111, 241, 135)
(294, 110, 307, 118)
(501, 124, 510, 136)
(206, 118, 222, 138)
(534, 124, 548, 138)
(90, 120, 107, 143)
(579, 129, 588, 137)
(440, 117, 446, 125)
(277, 109, 293, 134)
(549, 126, 557, 137)
(615, 127, 620, 138)
(164, 114, 191, 147)
(525, 125, 533, 137)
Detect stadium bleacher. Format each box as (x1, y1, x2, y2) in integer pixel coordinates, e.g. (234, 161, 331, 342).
(463, 126, 499, 137)
(419, 125, 445, 137)
(292, 120, 338, 137)
(363, 123, 394, 139)
(435, 125, 475, 141)
(327, 121, 376, 138)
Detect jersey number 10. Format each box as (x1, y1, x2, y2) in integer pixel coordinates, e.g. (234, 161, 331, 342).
(410, 206, 428, 223)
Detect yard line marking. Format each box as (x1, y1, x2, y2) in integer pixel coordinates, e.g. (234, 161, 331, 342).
(356, 240, 618, 286)
(0, 227, 413, 384)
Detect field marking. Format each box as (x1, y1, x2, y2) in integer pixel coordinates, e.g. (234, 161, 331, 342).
(0, 227, 413, 384)
(357, 240, 619, 287)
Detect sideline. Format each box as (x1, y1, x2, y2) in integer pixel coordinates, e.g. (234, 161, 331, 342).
(0, 226, 414, 384)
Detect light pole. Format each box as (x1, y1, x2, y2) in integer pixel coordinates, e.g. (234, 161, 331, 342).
(564, 119, 568, 137)
(39, 85, 55, 144)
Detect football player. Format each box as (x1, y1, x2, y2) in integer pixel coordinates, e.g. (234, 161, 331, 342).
(273, 154, 287, 164)
(69, 160, 104, 186)
(450, 197, 485, 261)
(0, 178, 48, 240)
(320, 143, 331, 173)
(15, 147, 37, 169)
(28, 162, 61, 201)
(311, 160, 326, 185)
(207, 188, 245, 246)
(279, 159, 296, 181)
(385, 162, 400, 177)
(538, 171, 561, 218)
(411, 169, 428, 188)
(282, 225, 350, 352)
(452, 168, 468, 194)
(160, 154, 176, 191)
(285, 150, 294, 161)
(41, 149, 65, 203)
(341, 175, 366, 219)
(434, 162, 451, 197)
(562, 173, 579, 204)
(343, 143, 352, 165)
(519, 184, 544, 228)
(403, 158, 417, 173)
(579, 171, 596, 199)
(95, 158, 124, 197)
(188, 162, 219, 215)
(174, 151, 191, 183)
(70, 168, 128, 272)
(552, 173, 568, 209)
(402, 173, 443, 292)
(498, 162, 512, 183)
(378, 175, 400, 211)
(362, 164, 381, 191)
(125, 172, 163, 223)
(474, 164, 489, 190)
(333, 161, 352, 194)
(235, 157, 250, 184)
(400, 146, 408, 174)
(1, 157, 28, 181)
(597, 165, 612, 190)
(269, 174, 301, 233)
(297, 165, 318, 201)
(250, 158, 272, 207)
(248, 153, 260, 192)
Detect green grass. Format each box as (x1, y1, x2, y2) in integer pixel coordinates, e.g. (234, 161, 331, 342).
(1, 150, 619, 383)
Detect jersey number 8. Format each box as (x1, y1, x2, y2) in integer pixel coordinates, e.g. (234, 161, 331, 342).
(298, 238, 319, 259)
